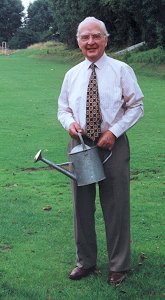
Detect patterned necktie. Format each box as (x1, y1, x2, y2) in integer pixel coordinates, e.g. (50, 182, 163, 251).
(86, 63, 102, 141)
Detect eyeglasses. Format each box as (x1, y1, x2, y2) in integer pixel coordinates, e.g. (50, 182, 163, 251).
(79, 33, 105, 41)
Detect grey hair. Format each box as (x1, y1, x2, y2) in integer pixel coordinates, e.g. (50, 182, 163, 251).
(76, 17, 109, 40)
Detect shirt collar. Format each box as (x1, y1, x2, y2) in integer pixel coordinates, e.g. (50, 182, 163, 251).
(85, 52, 107, 70)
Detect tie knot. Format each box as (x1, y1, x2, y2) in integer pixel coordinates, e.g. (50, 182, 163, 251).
(90, 63, 96, 71)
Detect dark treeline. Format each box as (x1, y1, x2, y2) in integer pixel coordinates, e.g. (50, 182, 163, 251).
(0, 0, 165, 49)
(50, 0, 165, 49)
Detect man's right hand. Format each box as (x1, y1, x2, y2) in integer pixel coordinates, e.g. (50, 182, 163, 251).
(68, 122, 83, 139)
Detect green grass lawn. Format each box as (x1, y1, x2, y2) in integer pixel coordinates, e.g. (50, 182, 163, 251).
(0, 46, 165, 300)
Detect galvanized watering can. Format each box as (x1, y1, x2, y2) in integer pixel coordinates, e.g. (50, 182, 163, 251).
(34, 133, 112, 186)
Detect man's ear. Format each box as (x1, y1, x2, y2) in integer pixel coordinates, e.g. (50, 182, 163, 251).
(77, 40, 82, 50)
(105, 37, 108, 47)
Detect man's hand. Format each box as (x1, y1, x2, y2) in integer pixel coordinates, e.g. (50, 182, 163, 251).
(68, 122, 83, 138)
(97, 131, 116, 150)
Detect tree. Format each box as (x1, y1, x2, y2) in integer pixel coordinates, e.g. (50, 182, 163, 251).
(1, 0, 164, 49)
(8, 27, 40, 49)
(49, 0, 145, 48)
(100, 0, 165, 48)
(0, 0, 24, 42)
(100, 0, 144, 47)
(49, 0, 104, 47)
(26, 0, 56, 38)
(142, 0, 165, 48)
(50, 0, 165, 49)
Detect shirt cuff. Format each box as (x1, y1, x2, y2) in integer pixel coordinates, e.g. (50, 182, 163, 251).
(108, 123, 124, 138)
(63, 117, 76, 131)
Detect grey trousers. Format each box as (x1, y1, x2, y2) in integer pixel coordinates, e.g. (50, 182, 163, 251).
(68, 134, 131, 272)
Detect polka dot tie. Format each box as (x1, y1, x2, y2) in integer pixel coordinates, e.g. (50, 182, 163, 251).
(86, 63, 102, 141)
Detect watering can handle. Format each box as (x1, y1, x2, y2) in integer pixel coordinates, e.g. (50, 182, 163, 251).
(102, 150, 112, 164)
(77, 131, 112, 162)
(77, 132, 87, 150)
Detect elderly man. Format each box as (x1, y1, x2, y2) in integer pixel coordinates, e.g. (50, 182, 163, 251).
(58, 17, 144, 284)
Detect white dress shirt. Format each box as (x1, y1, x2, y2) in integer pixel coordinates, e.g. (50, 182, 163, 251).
(57, 53, 144, 138)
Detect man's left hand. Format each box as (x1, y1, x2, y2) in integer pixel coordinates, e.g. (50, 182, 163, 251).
(97, 131, 116, 150)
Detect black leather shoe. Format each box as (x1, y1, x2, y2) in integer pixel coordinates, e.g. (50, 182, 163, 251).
(69, 266, 96, 280)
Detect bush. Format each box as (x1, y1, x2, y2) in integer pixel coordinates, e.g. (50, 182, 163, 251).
(119, 47, 165, 65)
(9, 28, 40, 49)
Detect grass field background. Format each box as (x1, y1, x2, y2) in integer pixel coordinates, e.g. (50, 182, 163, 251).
(0, 45, 165, 299)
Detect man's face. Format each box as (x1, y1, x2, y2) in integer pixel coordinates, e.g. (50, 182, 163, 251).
(78, 21, 108, 62)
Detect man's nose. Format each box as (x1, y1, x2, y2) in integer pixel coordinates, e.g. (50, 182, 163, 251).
(87, 36, 95, 44)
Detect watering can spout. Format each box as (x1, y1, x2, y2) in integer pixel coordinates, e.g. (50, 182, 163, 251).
(34, 150, 76, 181)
